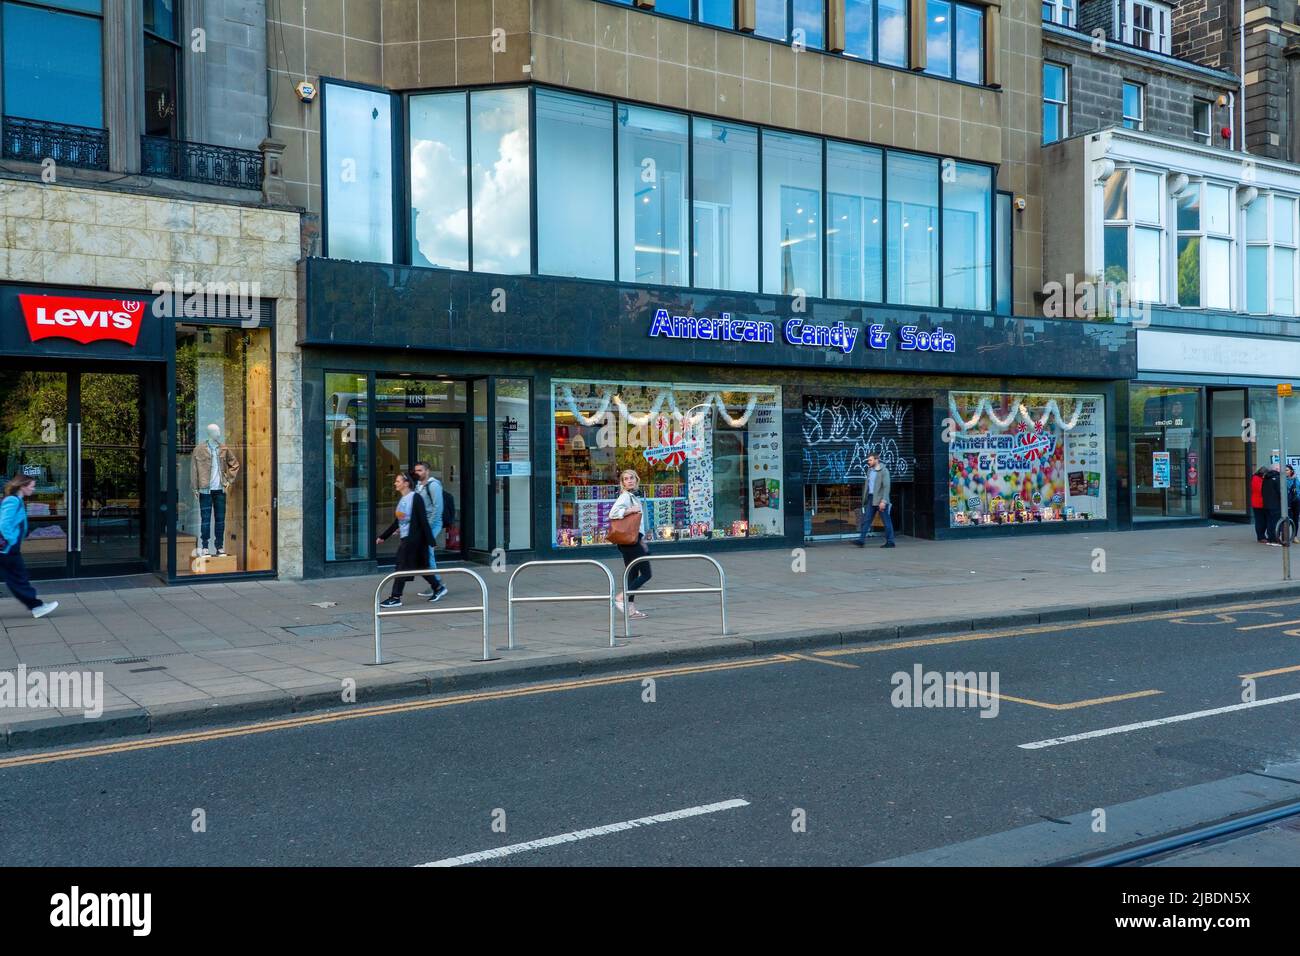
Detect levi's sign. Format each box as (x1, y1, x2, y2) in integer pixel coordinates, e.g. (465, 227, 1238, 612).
(648, 308, 954, 356)
(19, 294, 145, 347)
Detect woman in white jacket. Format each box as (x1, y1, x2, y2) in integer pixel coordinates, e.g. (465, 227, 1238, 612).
(609, 469, 652, 619)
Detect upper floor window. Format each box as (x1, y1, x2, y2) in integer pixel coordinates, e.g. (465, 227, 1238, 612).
(1193, 99, 1213, 146)
(1042, 0, 1075, 27)
(1122, 82, 1144, 130)
(1246, 193, 1299, 316)
(1117, 0, 1171, 54)
(1, 0, 104, 128)
(609, 0, 733, 29)
(143, 0, 181, 138)
(924, 0, 983, 84)
(323, 81, 395, 264)
(1175, 181, 1232, 310)
(1103, 166, 1163, 303)
(1043, 63, 1069, 145)
(752, 0, 826, 47)
(325, 84, 997, 311)
(845, 0, 909, 67)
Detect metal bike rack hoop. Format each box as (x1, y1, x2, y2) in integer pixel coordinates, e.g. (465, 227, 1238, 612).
(507, 559, 618, 650)
(621, 553, 726, 639)
(372, 566, 493, 665)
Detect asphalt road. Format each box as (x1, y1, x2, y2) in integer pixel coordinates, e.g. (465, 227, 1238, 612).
(3, 597, 1300, 866)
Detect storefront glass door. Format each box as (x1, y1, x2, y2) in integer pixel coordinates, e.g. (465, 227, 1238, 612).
(1210, 389, 1247, 517)
(374, 423, 465, 563)
(0, 368, 146, 577)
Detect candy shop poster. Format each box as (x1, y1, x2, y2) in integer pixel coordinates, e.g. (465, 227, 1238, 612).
(949, 426, 1066, 518)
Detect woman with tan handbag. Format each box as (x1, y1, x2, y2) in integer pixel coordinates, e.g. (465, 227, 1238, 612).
(608, 468, 651, 620)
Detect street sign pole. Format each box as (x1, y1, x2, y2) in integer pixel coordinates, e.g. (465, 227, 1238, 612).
(1279, 385, 1292, 581)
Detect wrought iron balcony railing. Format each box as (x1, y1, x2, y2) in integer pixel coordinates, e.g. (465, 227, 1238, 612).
(141, 134, 263, 190)
(2, 116, 110, 170)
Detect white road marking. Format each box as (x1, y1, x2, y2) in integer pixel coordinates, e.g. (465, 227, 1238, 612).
(417, 798, 751, 867)
(1018, 692, 1300, 750)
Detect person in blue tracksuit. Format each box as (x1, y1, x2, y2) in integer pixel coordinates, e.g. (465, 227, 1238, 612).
(0, 474, 58, 618)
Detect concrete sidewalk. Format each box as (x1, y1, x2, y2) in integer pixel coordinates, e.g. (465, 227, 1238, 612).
(2, 524, 1297, 749)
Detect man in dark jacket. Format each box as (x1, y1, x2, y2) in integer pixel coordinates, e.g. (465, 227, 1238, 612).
(1262, 464, 1283, 545)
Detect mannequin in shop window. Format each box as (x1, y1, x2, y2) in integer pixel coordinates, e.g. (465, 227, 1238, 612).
(191, 423, 240, 557)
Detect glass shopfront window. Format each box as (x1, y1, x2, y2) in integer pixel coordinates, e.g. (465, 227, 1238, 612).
(762, 130, 823, 297)
(375, 377, 467, 414)
(948, 391, 1108, 526)
(325, 372, 370, 561)
(826, 141, 884, 302)
(1130, 385, 1201, 520)
(495, 379, 532, 550)
(175, 326, 274, 574)
(537, 89, 615, 280)
(943, 162, 992, 311)
(692, 118, 759, 292)
(553, 380, 784, 546)
(887, 152, 939, 306)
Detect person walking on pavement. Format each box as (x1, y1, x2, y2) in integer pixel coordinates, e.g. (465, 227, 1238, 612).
(1251, 466, 1267, 542)
(375, 471, 439, 607)
(0, 474, 58, 618)
(411, 460, 448, 603)
(1262, 464, 1283, 546)
(855, 452, 895, 548)
(1286, 465, 1300, 540)
(610, 469, 651, 619)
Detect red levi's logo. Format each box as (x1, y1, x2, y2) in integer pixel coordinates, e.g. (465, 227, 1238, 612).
(19, 294, 145, 347)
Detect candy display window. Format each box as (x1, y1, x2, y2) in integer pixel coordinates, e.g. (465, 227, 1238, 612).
(948, 392, 1107, 527)
(552, 380, 784, 546)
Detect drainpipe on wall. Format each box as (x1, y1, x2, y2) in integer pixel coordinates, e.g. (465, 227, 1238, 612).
(1239, 0, 1248, 154)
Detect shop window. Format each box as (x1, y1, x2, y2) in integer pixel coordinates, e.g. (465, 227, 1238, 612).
(325, 372, 370, 561)
(762, 130, 823, 297)
(1176, 181, 1232, 310)
(1, 0, 104, 128)
(942, 162, 992, 311)
(826, 141, 884, 302)
(886, 152, 939, 306)
(1210, 389, 1246, 516)
(948, 392, 1107, 526)
(618, 104, 689, 287)
(692, 118, 760, 292)
(1102, 167, 1162, 304)
(536, 89, 615, 280)
(323, 82, 395, 263)
(1245, 193, 1299, 316)
(175, 326, 274, 575)
(553, 380, 784, 546)
(1131, 386, 1201, 520)
(495, 379, 532, 551)
(473, 379, 489, 552)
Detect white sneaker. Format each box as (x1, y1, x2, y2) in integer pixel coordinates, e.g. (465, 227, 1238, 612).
(614, 598, 625, 612)
(32, 601, 58, 619)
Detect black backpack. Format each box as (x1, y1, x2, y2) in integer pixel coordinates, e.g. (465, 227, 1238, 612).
(442, 489, 456, 526)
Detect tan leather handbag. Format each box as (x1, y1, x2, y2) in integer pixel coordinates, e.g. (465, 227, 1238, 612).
(608, 510, 642, 546)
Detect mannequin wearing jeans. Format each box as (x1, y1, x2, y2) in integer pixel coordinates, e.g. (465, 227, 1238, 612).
(191, 423, 240, 557)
